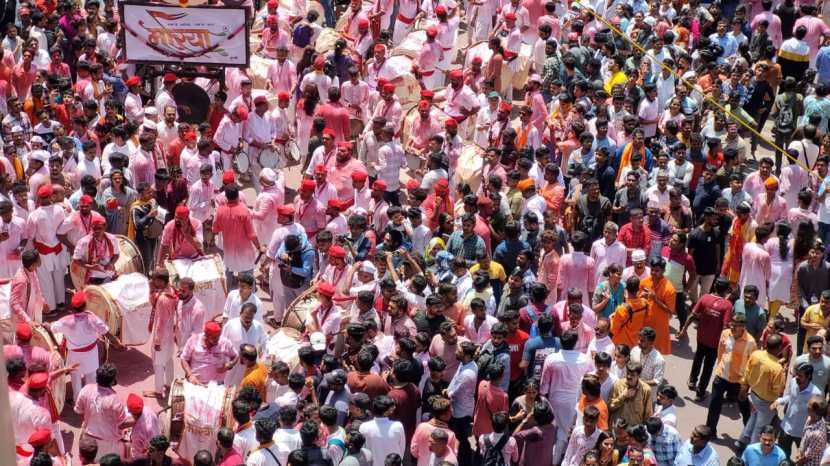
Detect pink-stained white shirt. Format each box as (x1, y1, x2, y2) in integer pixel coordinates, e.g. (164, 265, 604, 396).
(124, 92, 143, 123)
(177, 296, 207, 347)
(409, 114, 443, 153)
(525, 90, 548, 133)
(793, 16, 830, 60)
(151, 287, 178, 348)
(267, 59, 298, 96)
(245, 110, 276, 146)
(551, 301, 598, 330)
(260, 27, 289, 59)
(440, 84, 479, 121)
(352, 186, 371, 214)
(411, 423, 459, 466)
(181, 333, 238, 384)
(213, 115, 244, 153)
(25, 204, 66, 272)
(10, 390, 52, 451)
(300, 72, 334, 104)
(188, 180, 216, 223)
(538, 249, 561, 306)
(252, 186, 284, 246)
(72, 233, 121, 281)
(4, 343, 51, 372)
(212, 200, 258, 273)
(557, 252, 597, 306)
(738, 242, 772, 307)
(314, 181, 339, 209)
(305, 304, 345, 346)
(160, 218, 204, 260)
(788, 207, 818, 234)
(326, 213, 350, 237)
(590, 239, 627, 286)
(375, 141, 406, 192)
(294, 197, 327, 238)
(752, 193, 788, 225)
(306, 145, 339, 177)
(463, 314, 499, 345)
(372, 97, 403, 129)
(780, 164, 812, 210)
(266, 222, 308, 261)
(327, 158, 368, 200)
(341, 80, 371, 123)
(129, 407, 161, 460)
(418, 40, 443, 74)
(59, 210, 105, 246)
(52, 310, 109, 350)
(539, 348, 592, 403)
(129, 149, 156, 186)
(0, 216, 25, 277)
(742, 172, 776, 201)
(560, 320, 594, 353)
(370, 198, 390, 232)
(74, 384, 128, 441)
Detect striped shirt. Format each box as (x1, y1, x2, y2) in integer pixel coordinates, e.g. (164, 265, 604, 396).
(714, 329, 757, 384)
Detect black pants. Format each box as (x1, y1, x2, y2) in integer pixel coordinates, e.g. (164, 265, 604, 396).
(706, 376, 750, 434)
(689, 344, 718, 395)
(675, 292, 688, 328)
(779, 432, 800, 459)
(383, 189, 401, 206)
(449, 416, 474, 466)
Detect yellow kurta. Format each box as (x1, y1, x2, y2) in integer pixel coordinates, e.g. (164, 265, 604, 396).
(640, 277, 676, 355)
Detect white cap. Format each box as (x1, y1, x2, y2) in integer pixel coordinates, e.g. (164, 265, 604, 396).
(30, 150, 49, 163)
(260, 167, 277, 183)
(359, 261, 377, 276)
(529, 73, 542, 83)
(309, 332, 326, 351)
(11, 126, 22, 134)
(142, 120, 158, 131)
(631, 249, 646, 263)
(30, 135, 45, 145)
(144, 106, 158, 116)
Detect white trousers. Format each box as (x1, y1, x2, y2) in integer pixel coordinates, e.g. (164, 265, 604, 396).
(392, 19, 413, 45)
(552, 399, 578, 464)
(269, 271, 304, 322)
(70, 370, 97, 400)
(153, 343, 175, 393)
(423, 71, 445, 90)
(93, 437, 125, 461)
(36, 265, 65, 311)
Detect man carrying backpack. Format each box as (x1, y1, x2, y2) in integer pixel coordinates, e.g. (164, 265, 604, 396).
(477, 411, 517, 466)
(770, 76, 803, 174)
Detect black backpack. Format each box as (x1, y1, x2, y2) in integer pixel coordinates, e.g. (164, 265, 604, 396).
(481, 433, 510, 466)
(774, 94, 798, 134)
(477, 343, 509, 381)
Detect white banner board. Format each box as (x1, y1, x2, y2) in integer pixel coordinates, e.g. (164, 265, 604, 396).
(121, 2, 249, 67)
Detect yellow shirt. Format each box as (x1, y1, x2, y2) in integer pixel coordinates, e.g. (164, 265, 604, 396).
(800, 304, 830, 351)
(741, 349, 786, 402)
(604, 71, 628, 95)
(241, 362, 269, 401)
(470, 261, 507, 283)
(608, 378, 652, 427)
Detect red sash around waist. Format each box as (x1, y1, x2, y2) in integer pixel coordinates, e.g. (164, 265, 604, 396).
(33, 241, 62, 255)
(70, 341, 97, 352)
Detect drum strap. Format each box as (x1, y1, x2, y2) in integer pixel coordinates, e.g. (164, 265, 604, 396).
(263, 446, 283, 466)
(70, 341, 98, 352)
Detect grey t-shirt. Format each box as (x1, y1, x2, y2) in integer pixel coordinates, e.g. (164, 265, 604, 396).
(340, 449, 373, 466)
(795, 353, 830, 394)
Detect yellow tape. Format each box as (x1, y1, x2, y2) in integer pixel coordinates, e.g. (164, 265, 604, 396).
(571, 1, 806, 170)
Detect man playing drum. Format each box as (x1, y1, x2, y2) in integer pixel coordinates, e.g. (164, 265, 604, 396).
(305, 282, 345, 350)
(74, 364, 130, 461)
(72, 216, 120, 285)
(159, 206, 204, 263)
(176, 277, 207, 352)
(181, 321, 238, 385)
(213, 106, 248, 173)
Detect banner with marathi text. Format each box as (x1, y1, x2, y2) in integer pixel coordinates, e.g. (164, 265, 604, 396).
(120, 2, 249, 67)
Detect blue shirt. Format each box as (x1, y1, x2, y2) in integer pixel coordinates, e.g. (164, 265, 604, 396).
(740, 443, 787, 466)
(522, 335, 560, 378)
(818, 46, 830, 84)
(673, 441, 719, 466)
(650, 425, 683, 466)
(777, 379, 822, 437)
(801, 94, 830, 133)
(708, 33, 738, 63)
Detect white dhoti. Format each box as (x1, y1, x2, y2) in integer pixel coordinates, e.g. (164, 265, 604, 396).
(0, 257, 20, 278)
(36, 252, 65, 311)
(67, 346, 100, 398)
(392, 17, 414, 45)
(153, 342, 175, 394)
(470, 7, 493, 43)
(91, 436, 125, 461)
(422, 70, 444, 90)
(223, 363, 245, 387)
(551, 397, 578, 464)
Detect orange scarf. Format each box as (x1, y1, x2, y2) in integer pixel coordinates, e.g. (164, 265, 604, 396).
(616, 142, 645, 182)
(721, 215, 748, 283)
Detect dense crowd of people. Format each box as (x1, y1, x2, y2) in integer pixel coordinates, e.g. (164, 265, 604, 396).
(3, 0, 830, 464)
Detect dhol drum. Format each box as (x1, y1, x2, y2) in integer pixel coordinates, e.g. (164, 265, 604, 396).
(165, 255, 227, 320)
(393, 29, 427, 60)
(30, 325, 68, 415)
(375, 55, 422, 108)
(401, 103, 449, 170)
(69, 235, 144, 291)
(454, 145, 486, 192)
(84, 273, 153, 346)
(172, 82, 211, 124)
(274, 139, 301, 168)
(164, 379, 236, 448)
(265, 327, 304, 371)
(258, 147, 279, 169)
(235, 150, 251, 174)
(282, 288, 319, 332)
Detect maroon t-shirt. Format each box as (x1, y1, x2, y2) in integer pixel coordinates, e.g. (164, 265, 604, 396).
(388, 383, 421, 447)
(690, 294, 732, 348)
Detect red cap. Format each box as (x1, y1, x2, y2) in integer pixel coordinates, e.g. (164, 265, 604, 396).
(235, 105, 249, 121)
(421, 89, 435, 98)
(163, 72, 177, 82)
(406, 179, 419, 190)
(499, 101, 512, 112)
(317, 282, 336, 297)
(327, 198, 342, 210)
(448, 70, 463, 80)
(426, 26, 438, 37)
(267, 0, 277, 6)
(204, 321, 221, 337)
(377, 78, 389, 88)
(358, 18, 369, 28)
(79, 194, 93, 206)
(254, 95, 269, 105)
(435, 5, 447, 14)
(337, 141, 353, 151)
(106, 198, 119, 210)
(435, 178, 449, 194)
(91, 216, 107, 227)
(322, 128, 336, 138)
(418, 100, 430, 111)
(383, 83, 396, 93)
(126, 76, 141, 87)
(277, 204, 295, 216)
(372, 180, 387, 191)
(15, 322, 32, 342)
(445, 118, 458, 128)
(313, 55, 326, 69)
(314, 164, 327, 174)
(278, 91, 290, 101)
(351, 170, 368, 182)
(504, 11, 516, 20)
(28, 428, 51, 447)
(477, 195, 493, 206)
(175, 205, 190, 218)
(37, 184, 53, 199)
(71, 290, 86, 308)
(266, 14, 278, 25)
(127, 393, 144, 413)
(183, 131, 197, 142)
(28, 372, 49, 389)
(374, 44, 386, 53)
(222, 170, 236, 185)
(472, 56, 483, 65)
(301, 179, 316, 191)
(329, 245, 347, 258)
(567, 32, 579, 42)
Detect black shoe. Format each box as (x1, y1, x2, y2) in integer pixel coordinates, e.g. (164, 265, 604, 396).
(687, 380, 697, 391)
(694, 391, 706, 402)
